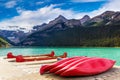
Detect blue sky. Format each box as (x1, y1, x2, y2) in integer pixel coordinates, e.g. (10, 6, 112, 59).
(0, 0, 120, 30)
(0, 0, 107, 20)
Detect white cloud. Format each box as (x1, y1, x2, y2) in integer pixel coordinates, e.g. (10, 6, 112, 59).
(72, 0, 106, 3)
(100, 0, 120, 11)
(5, 1, 17, 8)
(87, 0, 120, 17)
(0, 0, 120, 31)
(36, 1, 44, 5)
(0, 5, 81, 30)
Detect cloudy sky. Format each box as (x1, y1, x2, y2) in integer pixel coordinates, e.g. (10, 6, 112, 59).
(0, 0, 120, 30)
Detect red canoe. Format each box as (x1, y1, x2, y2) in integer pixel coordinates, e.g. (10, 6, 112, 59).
(40, 56, 85, 74)
(7, 51, 55, 58)
(49, 57, 86, 73)
(40, 57, 115, 77)
(55, 57, 91, 75)
(16, 52, 67, 62)
(60, 57, 115, 77)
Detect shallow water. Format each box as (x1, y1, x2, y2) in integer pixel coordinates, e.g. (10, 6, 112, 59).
(0, 47, 120, 65)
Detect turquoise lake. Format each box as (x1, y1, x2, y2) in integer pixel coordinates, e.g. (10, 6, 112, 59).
(0, 47, 120, 65)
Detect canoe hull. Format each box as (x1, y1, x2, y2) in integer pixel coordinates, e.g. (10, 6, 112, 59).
(60, 58, 115, 77)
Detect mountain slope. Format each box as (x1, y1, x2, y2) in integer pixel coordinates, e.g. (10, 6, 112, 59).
(32, 15, 81, 32)
(84, 11, 120, 26)
(0, 37, 10, 47)
(19, 24, 120, 47)
(0, 30, 28, 44)
(36, 15, 68, 32)
(80, 15, 90, 25)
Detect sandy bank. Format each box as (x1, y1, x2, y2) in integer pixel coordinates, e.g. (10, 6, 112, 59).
(0, 56, 120, 80)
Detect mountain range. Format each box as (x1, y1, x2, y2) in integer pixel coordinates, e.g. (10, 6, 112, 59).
(1, 11, 120, 47)
(18, 11, 120, 47)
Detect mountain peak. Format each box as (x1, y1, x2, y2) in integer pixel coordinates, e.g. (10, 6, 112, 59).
(55, 15, 67, 22)
(49, 15, 67, 24)
(83, 15, 90, 18)
(102, 11, 115, 14)
(101, 11, 115, 17)
(57, 15, 65, 18)
(80, 15, 90, 25)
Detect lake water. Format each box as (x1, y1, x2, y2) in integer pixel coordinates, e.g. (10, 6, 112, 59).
(0, 47, 120, 65)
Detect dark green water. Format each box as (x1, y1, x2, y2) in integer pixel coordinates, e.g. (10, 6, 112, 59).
(0, 47, 120, 65)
